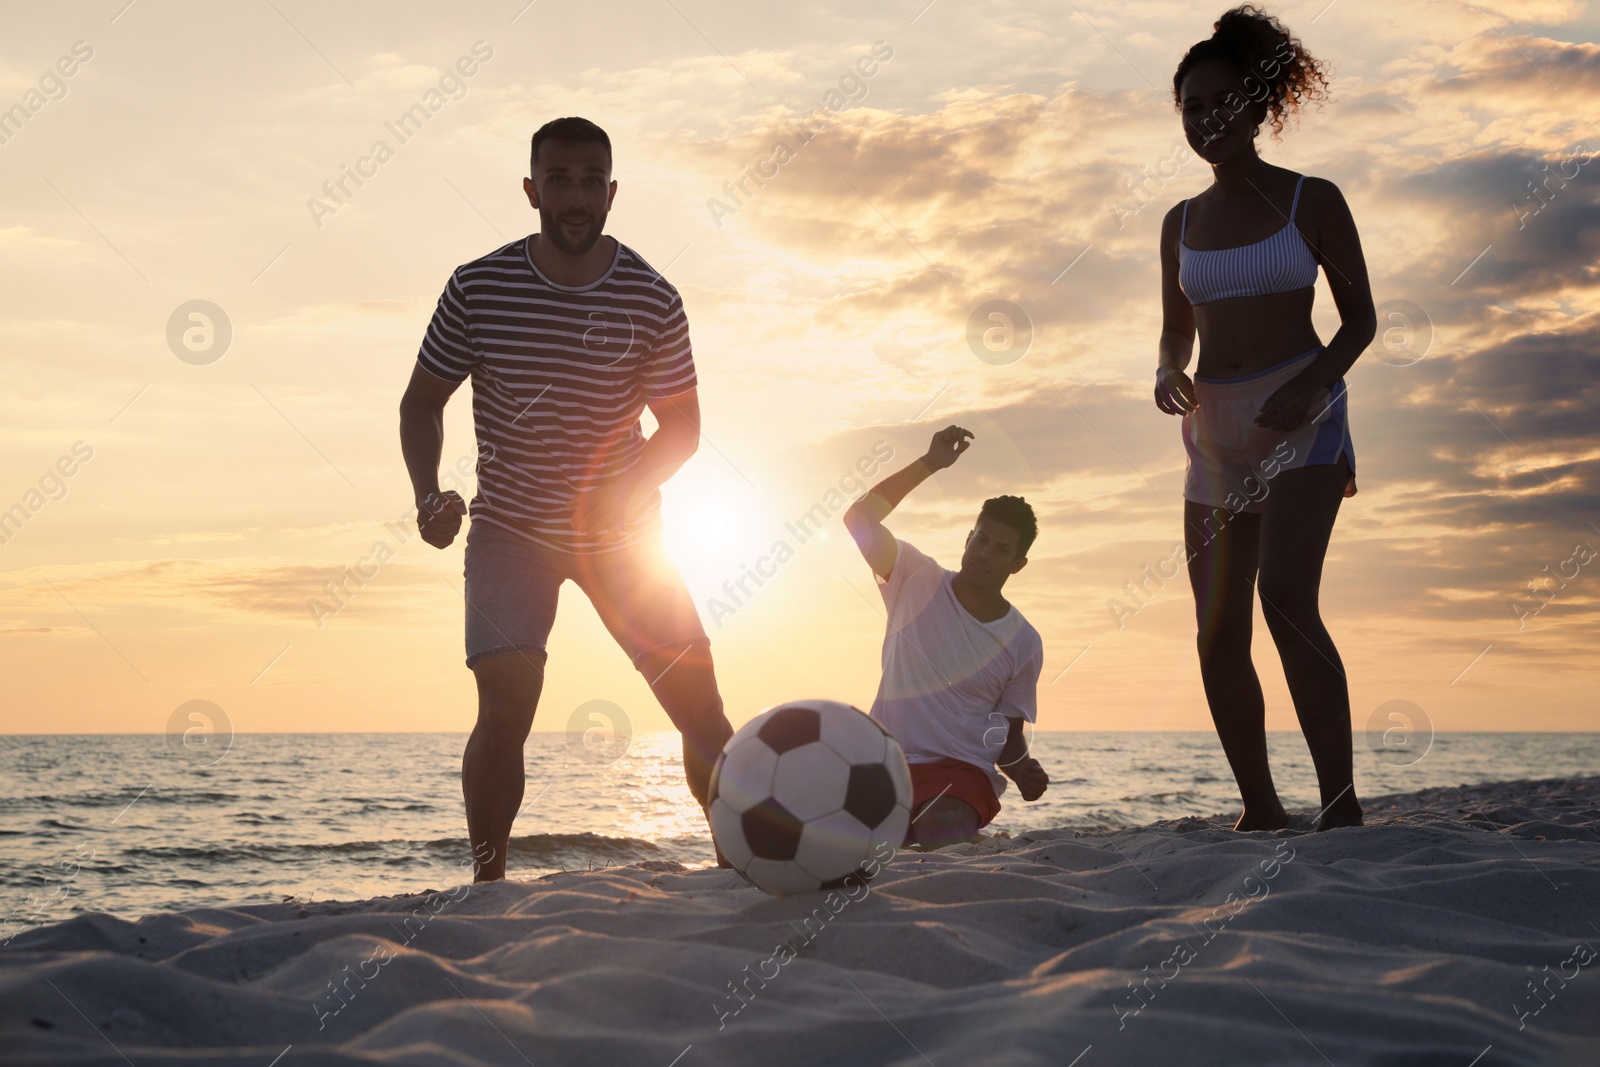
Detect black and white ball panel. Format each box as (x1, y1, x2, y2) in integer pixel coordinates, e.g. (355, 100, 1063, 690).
(709, 699, 913, 895)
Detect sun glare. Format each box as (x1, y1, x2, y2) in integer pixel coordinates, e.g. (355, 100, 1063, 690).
(658, 457, 776, 594)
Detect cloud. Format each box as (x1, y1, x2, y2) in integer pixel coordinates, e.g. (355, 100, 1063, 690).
(0, 556, 448, 623)
(3, 4, 1596, 729)
(1426, 33, 1600, 99)
(0, 621, 59, 635)
(1376, 147, 1600, 316)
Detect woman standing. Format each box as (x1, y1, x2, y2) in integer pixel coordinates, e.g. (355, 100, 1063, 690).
(1155, 5, 1374, 831)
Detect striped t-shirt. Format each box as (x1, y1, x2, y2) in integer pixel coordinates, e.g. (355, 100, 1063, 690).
(416, 235, 697, 553)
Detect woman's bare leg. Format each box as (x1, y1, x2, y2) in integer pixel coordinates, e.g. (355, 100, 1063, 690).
(1257, 454, 1362, 830)
(1185, 501, 1286, 830)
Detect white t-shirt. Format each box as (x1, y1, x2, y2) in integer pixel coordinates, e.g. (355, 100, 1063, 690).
(867, 537, 1044, 797)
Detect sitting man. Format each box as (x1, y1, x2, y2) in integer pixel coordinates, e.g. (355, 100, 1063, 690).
(843, 424, 1049, 849)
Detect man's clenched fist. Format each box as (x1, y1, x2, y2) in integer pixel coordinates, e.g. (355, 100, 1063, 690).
(417, 490, 468, 548)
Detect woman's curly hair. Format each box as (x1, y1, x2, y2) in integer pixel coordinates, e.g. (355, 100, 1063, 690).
(1172, 5, 1330, 140)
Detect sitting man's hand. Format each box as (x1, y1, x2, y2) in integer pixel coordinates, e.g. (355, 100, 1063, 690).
(922, 424, 973, 471)
(417, 490, 467, 549)
(1004, 756, 1049, 802)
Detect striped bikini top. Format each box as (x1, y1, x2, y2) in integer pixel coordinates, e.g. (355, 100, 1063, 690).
(1178, 174, 1319, 305)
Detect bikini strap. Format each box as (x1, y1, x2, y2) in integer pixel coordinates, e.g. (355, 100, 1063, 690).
(1180, 199, 1189, 240)
(1289, 175, 1305, 221)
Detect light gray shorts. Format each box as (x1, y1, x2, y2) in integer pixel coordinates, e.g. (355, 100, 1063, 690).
(461, 517, 708, 670)
(1182, 345, 1356, 515)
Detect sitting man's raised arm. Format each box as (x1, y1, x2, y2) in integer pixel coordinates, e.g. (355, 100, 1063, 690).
(843, 425, 971, 580)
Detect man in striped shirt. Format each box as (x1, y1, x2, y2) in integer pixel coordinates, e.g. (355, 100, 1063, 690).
(399, 117, 733, 881)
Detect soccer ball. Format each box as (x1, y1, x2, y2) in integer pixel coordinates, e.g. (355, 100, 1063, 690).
(708, 699, 913, 896)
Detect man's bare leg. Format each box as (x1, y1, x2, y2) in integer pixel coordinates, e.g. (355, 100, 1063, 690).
(636, 642, 732, 808)
(463, 650, 546, 882)
(635, 640, 734, 862)
(904, 796, 981, 850)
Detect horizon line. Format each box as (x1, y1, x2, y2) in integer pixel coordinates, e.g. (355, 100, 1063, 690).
(2, 729, 1596, 737)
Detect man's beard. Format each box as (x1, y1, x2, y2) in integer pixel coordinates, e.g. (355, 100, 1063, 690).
(539, 204, 607, 255)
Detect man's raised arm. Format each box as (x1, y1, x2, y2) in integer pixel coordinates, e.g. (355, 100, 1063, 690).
(843, 425, 971, 580)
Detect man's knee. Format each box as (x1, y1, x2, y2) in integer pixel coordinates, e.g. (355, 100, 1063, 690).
(637, 639, 719, 701)
(909, 797, 980, 845)
(471, 650, 548, 737)
(635, 636, 712, 678)
(929, 796, 980, 826)
(636, 637, 727, 734)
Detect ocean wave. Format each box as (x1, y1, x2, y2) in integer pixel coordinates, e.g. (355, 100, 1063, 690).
(8, 733, 1600, 925)
(1, 791, 242, 810)
(108, 831, 699, 869)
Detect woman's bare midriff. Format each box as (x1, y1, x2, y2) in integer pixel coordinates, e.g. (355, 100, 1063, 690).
(1193, 286, 1322, 378)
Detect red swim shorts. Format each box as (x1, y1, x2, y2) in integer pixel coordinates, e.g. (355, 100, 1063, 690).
(909, 757, 1002, 829)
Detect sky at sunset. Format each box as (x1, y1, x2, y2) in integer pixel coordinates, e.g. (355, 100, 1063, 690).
(2, 0, 1597, 739)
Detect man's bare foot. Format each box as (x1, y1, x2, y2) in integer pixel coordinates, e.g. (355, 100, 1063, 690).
(1234, 805, 1289, 832)
(1313, 795, 1364, 831)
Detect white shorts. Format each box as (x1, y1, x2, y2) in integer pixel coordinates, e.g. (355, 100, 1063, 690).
(1181, 345, 1356, 516)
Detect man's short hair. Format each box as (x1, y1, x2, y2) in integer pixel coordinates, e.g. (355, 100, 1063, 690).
(530, 116, 612, 176)
(978, 495, 1037, 558)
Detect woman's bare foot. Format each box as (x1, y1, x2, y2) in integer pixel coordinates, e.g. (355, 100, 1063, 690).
(1313, 794, 1364, 831)
(1234, 804, 1289, 832)
(470, 843, 505, 882)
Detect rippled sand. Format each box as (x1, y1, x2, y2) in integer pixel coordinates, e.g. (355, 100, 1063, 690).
(4, 775, 1598, 1066)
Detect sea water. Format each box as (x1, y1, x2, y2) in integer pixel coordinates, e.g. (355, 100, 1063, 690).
(3, 730, 1597, 932)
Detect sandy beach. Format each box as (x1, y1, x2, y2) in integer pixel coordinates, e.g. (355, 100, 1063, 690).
(4, 774, 1598, 1066)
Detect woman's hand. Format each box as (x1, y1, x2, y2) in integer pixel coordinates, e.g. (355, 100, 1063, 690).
(1255, 372, 1327, 432)
(1154, 366, 1196, 415)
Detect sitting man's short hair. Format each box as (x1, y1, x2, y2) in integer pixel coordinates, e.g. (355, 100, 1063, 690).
(978, 495, 1037, 557)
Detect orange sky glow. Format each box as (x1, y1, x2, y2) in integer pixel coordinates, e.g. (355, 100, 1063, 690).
(2, 1, 1597, 736)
